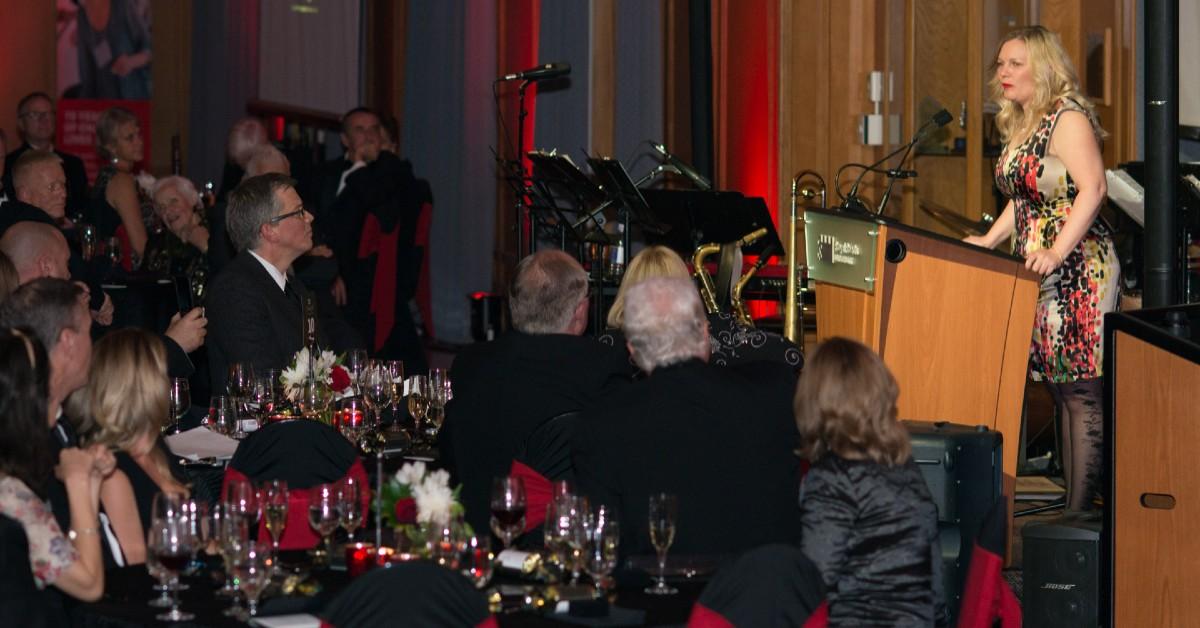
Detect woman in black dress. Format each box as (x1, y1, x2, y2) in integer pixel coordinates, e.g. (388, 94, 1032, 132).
(794, 338, 947, 626)
(75, 329, 188, 565)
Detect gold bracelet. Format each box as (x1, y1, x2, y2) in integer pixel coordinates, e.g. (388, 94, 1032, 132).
(68, 527, 99, 541)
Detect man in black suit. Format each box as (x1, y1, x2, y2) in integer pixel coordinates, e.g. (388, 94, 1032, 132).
(207, 173, 361, 394)
(302, 107, 427, 369)
(2, 93, 89, 219)
(573, 277, 801, 558)
(439, 250, 632, 535)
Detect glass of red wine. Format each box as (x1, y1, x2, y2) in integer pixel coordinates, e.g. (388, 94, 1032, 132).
(147, 516, 195, 622)
(489, 476, 527, 549)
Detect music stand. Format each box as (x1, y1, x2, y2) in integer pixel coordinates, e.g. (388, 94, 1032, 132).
(638, 189, 783, 259)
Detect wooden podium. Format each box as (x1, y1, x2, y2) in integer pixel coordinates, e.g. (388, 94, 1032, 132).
(1105, 306, 1200, 626)
(805, 208, 1039, 517)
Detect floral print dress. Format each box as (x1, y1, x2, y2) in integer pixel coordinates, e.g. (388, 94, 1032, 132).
(0, 476, 78, 589)
(994, 99, 1120, 382)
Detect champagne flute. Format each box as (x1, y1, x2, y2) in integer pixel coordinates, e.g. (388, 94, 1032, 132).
(232, 541, 273, 619)
(425, 369, 449, 441)
(166, 378, 191, 434)
(385, 360, 405, 415)
(406, 375, 430, 442)
(260, 480, 289, 569)
(79, 223, 97, 260)
(337, 476, 363, 543)
(147, 517, 195, 622)
(308, 483, 340, 566)
(489, 476, 527, 550)
(645, 493, 679, 595)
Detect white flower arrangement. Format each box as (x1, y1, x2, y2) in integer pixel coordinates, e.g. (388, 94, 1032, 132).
(280, 347, 348, 402)
(381, 461, 466, 530)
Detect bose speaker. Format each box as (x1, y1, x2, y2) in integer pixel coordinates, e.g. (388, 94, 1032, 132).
(1021, 516, 1100, 628)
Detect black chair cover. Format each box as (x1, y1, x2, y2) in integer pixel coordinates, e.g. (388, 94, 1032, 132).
(322, 561, 492, 628)
(515, 410, 582, 482)
(695, 544, 825, 627)
(0, 513, 51, 627)
(228, 420, 358, 490)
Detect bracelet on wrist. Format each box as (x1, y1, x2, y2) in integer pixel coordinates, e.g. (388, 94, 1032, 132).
(68, 527, 99, 541)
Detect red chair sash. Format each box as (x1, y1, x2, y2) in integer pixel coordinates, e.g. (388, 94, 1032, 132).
(222, 459, 370, 550)
(956, 544, 1022, 628)
(508, 460, 551, 533)
(357, 214, 398, 352)
(685, 603, 734, 628)
(801, 600, 829, 628)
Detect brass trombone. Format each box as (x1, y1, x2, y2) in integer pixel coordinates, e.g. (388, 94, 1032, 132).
(784, 170, 826, 346)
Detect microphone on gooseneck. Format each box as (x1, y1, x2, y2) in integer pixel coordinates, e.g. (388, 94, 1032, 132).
(842, 108, 953, 214)
(650, 141, 713, 190)
(499, 63, 572, 82)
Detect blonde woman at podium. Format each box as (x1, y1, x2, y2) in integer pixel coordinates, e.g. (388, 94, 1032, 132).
(963, 26, 1120, 511)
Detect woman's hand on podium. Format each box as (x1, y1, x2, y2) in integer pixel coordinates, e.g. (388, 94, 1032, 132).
(962, 235, 990, 248)
(1024, 248, 1064, 276)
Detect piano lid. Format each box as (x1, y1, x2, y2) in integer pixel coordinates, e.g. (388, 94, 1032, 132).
(638, 189, 782, 258)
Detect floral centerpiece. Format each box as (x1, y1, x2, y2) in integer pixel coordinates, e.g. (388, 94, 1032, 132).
(379, 462, 470, 550)
(280, 347, 352, 402)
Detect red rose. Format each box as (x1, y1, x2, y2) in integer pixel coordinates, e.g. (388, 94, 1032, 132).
(394, 497, 417, 524)
(331, 365, 351, 392)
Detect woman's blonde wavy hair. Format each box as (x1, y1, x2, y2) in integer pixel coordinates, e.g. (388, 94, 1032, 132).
(794, 337, 911, 466)
(989, 25, 1106, 145)
(606, 245, 690, 328)
(76, 328, 169, 452)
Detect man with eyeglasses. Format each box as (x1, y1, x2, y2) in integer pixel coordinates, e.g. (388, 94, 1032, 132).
(206, 173, 362, 394)
(2, 93, 89, 220)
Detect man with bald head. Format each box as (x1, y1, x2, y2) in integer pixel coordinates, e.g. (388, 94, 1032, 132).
(439, 249, 632, 535)
(0, 221, 70, 283)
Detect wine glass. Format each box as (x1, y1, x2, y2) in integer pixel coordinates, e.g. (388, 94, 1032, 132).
(259, 480, 289, 566)
(334, 395, 369, 443)
(406, 375, 430, 442)
(346, 349, 369, 384)
(361, 363, 389, 424)
(223, 477, 258, 528)
(489, 476, 526, 550)
(645, 493, 679, 595)
(166, 378, 191, 434)
(206, 396, 236, 436)
(79, 224, 97, 260)
(232, 541, 273, 619)
(251, 370, 280, 421)
(106, 235, 122, 267)
(227, 363, 255, 438)
(146, 517, 195, 622)
(336, 476, 362, 543)
(308, 484, 340, 566)
(180, 498, 210, 576)
(461, 535, 494, 589)
(585, 505, 620, 592)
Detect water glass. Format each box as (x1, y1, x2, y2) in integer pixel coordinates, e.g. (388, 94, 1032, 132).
(232, 541, 273, 618)
(461, 535, 494, 589)
(346, 349, 369, 383)
(308, 484, 340, 566)
(337, 476, 363, 543)
(585, 505, 620, 591)
(207, 396, 237, 437)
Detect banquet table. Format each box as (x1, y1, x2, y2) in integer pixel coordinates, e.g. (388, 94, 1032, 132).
(78, 552, 707, 627)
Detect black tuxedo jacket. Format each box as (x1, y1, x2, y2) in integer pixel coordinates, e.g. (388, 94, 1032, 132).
(573, 359, 802, 558)
(439, 331, 633, 535)
(206, 251, 361, 393)
(2, 144, 89, 218)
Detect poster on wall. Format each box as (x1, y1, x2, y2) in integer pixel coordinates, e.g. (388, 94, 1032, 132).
(55, 0, 153, 182)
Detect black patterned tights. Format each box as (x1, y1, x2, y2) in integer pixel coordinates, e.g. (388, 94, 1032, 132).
(1049, 378, 1104, 511)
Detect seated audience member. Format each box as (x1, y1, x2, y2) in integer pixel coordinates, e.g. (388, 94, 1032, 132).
(88, 106, 150, 269)
(0, 328, 107, 602)
(72, 329, 188, 565)
(439, 250, 632, 536)
(147, 176, 209, 274)
(2, 93, 89, 218)
(217, 117, 270, 202)
(600, 245, 802, 371)
(573, 277, 800, 557)
(206, 173, 361, 394)
(4, 151, 114, 325)
(794, 337, 947, 626)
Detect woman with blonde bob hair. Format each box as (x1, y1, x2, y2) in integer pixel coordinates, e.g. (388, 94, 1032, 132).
(965, 25, 1118, 510)
(77, 328, 188, 564)
(793, 338, 946, 626)
(602, 245, 801, 369)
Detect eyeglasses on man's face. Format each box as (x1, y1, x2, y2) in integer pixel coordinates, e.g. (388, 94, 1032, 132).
(20, 110, 54, 121)
(269, 208, 307, 224)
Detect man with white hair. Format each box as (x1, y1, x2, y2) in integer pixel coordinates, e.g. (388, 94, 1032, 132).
(573, 276, 801, 558)
(439, 249, 631, 536)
